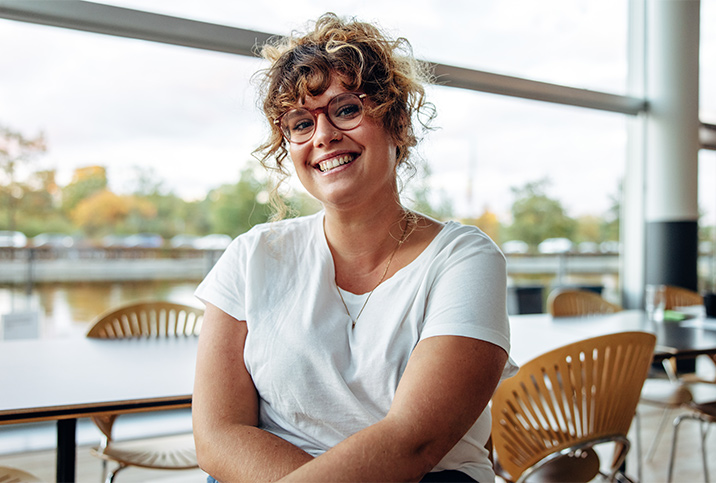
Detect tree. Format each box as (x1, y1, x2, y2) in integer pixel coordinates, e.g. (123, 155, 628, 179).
(61, 166, 108, 215)
(208, 167, 273, 237)
(601, 182, 621, 242)
(71, 189, 156, 237)
(0, 125, 47, 230)
(506, 179, 576, 249)
(463, 205, 500, 242)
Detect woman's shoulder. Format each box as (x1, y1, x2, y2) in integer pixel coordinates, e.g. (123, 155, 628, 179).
(433, 219, 503, 255)
(238, 211, 324, 242)
(229, 212, 325, 261)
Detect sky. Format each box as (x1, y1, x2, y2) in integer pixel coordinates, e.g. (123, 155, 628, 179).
(1, 0, 714, 222)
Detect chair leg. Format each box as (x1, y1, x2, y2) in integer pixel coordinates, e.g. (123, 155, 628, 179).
(647, 407, 673, 461)
(667, 414, 685, 483)
(634, 411, 643, 483)
(700, 419, 711, 483)
(668, 413, 711, 483)
(105, 463, 127, 483)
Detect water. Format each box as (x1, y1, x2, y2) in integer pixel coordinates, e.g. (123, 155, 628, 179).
(0, 280, 202, 340)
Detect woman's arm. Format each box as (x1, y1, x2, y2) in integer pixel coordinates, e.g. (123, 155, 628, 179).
(193, 303, 314, 482)
(281, 334, 508, 482)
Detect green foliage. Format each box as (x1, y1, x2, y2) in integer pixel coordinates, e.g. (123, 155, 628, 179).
(208, 167, 273, 237)
(61, 166, 108, 215)
(0, 124, 628, 249)
(601, 182, 621, 242)
(0, 125, 47, 231)
(506, 179, 576, 249)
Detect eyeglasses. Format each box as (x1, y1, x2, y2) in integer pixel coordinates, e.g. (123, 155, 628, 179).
(275, 92, 367, 144)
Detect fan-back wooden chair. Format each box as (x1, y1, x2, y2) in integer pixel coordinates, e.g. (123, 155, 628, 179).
(0, 466, 44, 483)
(662, 284, 703, 310)
(86, 301, 204, 482)
(491, 331, 656, 483)
(86, 300, 204, 338)
(659, 285, 715, 382)
(547, 288, 622, 317)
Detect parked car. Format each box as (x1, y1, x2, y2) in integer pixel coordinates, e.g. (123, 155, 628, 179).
(31, 233, 74, 248)
(123, 233, 164, 248)
(502, 240, 529, 254)
(577, 241, 599, 254)
(0, 230, 28, 247)
(194, 234, 232, 250)
(600, 240, 621, 254)
(538, 237, 573, 254)
(170, 234, 201, 248)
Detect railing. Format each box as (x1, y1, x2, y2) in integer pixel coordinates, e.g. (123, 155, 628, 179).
(0, 247, 224, 285)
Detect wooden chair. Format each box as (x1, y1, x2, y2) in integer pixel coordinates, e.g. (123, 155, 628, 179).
(547, 288, 622, 317)
(668, 397, 716, 482)
(662, 285, 703, 310)
(491, 331, 656, 483)
(86, 300, 203, 338)
(86, 301, 204, 482)
(639, 286, 716, 471)
(0, 466, 44, 483)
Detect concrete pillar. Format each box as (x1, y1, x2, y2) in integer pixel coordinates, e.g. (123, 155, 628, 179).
(644, 0, 701, 291)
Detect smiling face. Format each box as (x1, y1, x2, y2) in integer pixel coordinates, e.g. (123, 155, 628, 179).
(288, 78, 399, 212)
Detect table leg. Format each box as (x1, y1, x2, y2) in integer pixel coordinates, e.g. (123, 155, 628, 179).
(57, 418, 77, 483)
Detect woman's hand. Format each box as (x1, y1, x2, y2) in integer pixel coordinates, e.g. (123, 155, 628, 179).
(193, 303, 313, 481)
(281, 335, 508, 482)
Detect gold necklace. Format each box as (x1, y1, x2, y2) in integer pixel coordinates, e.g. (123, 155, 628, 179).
(336, 220, 409, 329)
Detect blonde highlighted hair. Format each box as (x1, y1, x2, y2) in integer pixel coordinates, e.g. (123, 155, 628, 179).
(252, 13, 435, 218)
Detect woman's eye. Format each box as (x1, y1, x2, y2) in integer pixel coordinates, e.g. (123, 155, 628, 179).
(290, 117, 314, 133)
(333, 103, 360, 119)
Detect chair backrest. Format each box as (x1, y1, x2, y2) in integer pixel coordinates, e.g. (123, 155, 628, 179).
(0, 466, 44, 483)
(86, 301, 204, 338)
(663, 285, 702, 310)
(547, 288, 622, 317)
(491, 331, 656, 482)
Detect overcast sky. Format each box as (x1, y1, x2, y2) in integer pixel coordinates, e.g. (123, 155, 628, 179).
(1, 0, 714, 221)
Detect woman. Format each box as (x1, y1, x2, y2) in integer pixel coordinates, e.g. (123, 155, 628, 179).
(193, 13, 516, 482)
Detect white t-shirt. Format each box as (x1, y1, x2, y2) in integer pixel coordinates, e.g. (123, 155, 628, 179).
(195, 211, 517, 482)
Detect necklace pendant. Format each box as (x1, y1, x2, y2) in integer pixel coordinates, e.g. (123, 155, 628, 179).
(351, 319, 356, 329)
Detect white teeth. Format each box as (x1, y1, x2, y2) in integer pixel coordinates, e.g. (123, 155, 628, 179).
(318, 154, 354, 172)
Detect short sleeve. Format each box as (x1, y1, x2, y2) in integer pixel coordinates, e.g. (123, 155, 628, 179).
(194, 235, 248, 322)
(419, 225, 518, 378)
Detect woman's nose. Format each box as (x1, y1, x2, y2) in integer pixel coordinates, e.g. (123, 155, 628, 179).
(312, 113, 342, 146)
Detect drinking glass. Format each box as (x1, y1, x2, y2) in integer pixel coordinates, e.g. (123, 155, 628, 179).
(645, 284, 666, 321)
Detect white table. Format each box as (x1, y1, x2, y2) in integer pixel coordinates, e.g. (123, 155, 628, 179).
(0, 337, 198, 482)
(509, 310, 716, 365)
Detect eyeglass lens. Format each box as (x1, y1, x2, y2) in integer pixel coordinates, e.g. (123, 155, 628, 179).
(280, 93, 364, 143)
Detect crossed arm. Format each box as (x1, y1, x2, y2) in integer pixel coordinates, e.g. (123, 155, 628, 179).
(193, 303, 508, 482)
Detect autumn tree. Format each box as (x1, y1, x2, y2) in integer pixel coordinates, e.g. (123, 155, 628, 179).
(123, 165, 200, 237)
(61, 166, 108, 216)
(71, 189, 156, 237)
(17, 169, 73, 235)
(506, 179, 576, 250)
(0, 125, 47, 230)
(463, 205, 500, 242)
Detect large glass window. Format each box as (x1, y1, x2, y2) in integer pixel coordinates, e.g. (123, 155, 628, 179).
(97, 0, 629, 94)
(0, 19, 265, 198)
(422, 85, 626, 221)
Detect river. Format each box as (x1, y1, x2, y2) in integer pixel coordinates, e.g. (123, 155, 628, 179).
(0, 280, 202, 340)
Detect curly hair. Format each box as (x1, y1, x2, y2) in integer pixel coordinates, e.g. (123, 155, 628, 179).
(252, 13, 435, 218)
